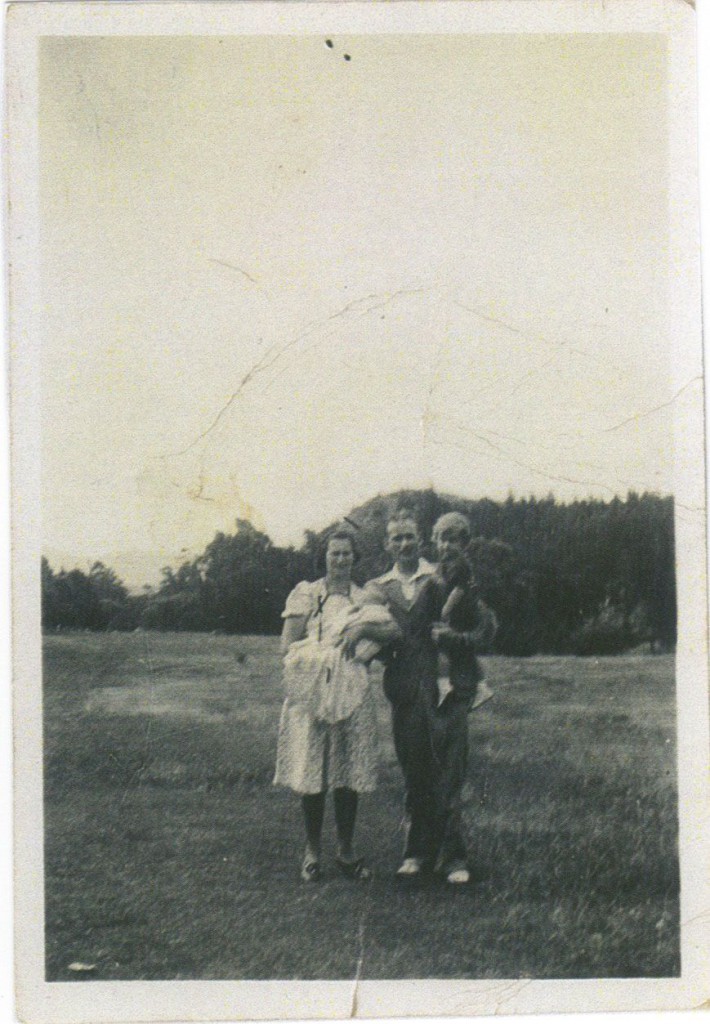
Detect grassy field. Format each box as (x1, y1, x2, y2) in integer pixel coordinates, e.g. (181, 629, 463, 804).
(43, 632, 679, 981)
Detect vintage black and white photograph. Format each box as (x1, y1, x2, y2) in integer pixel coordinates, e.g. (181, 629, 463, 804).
(7, 1, 709, 1020)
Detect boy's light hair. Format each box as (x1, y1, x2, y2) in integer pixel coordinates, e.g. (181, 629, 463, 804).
(432, 511, 471, 545)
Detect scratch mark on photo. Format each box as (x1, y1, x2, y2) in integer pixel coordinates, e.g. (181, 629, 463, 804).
(164, 285, 430, 457)
(208, 257, 262, 289)
(604, 376, 703, 432)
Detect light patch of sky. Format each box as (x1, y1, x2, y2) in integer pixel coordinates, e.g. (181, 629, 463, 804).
(40, 33, 672, 587)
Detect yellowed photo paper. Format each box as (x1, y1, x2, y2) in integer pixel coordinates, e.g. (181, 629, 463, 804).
(7, 1, 709, 1020)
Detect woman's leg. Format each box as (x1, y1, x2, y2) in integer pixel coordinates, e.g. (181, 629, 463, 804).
(302, 792, 326, 862)
(333, 787, 358, 862)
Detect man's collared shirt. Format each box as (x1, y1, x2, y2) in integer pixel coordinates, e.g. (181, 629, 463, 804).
(376, 558, 437, 604)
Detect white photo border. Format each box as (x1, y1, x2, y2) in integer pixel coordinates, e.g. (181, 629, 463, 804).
(7, 2, 709, 1021)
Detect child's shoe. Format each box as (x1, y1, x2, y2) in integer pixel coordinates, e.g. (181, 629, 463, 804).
(470, 680, 495, 711)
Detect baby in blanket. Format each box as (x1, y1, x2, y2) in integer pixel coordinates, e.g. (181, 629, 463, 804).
(282, 597, 394, 725)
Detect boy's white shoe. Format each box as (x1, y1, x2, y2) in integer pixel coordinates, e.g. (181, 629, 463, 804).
(437, 676, 454, 707)
(470, 681, 495, 711)
(446, 866, 471, 885)
(396, 857, 423, 878)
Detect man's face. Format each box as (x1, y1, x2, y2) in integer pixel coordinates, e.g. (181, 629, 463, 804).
(385, 520, 420, 571)
(436, 526, 466, 568)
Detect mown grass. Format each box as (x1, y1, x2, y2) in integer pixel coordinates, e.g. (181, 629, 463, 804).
(43, 632, 679, 981)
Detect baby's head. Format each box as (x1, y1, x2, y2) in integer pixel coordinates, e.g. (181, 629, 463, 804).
(360, 581, 387, 606)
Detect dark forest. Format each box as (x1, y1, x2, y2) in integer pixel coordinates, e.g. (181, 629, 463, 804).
(41, 489, 675, 656)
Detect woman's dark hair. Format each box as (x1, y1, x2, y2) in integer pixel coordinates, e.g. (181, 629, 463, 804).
(319, 524, 360, 569)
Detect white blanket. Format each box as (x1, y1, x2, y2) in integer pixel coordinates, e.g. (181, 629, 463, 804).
(283, 604, 392, 724)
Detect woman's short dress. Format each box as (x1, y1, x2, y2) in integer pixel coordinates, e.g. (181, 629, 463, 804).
(273, 579, 380, 795)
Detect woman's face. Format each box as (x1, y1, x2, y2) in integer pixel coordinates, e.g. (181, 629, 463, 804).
(325, 538, 355, 579)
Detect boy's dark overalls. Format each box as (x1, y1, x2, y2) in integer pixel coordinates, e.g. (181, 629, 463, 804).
(371, 570, 497, 874)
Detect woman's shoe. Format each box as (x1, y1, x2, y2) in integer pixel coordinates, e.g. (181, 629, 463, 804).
(336, 856, 372, 881)
(301, 858, 321, 882)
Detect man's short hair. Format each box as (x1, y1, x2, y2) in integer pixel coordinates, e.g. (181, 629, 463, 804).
(386, 508, 420, 535)
(432, 511, 471, 545)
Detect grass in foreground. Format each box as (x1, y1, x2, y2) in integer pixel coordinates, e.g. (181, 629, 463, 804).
(43, 632, 679, 980)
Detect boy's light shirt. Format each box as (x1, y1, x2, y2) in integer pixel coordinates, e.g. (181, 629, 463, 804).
(378, 558, 437, 603)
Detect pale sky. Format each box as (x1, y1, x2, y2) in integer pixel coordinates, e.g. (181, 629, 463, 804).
(40, 33, 673, 588)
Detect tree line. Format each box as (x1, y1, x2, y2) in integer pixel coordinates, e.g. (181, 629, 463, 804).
(42, 490, 676, 656)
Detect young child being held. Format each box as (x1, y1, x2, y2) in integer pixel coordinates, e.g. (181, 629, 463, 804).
(431, 514, 496, 710)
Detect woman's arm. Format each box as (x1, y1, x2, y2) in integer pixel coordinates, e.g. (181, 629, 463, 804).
(281, 615, 307, 655)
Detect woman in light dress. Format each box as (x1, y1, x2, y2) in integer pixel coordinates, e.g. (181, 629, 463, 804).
(274, 526, 398, 881)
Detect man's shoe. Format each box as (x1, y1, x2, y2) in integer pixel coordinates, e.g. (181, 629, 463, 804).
(396, 857, 423, 879)
(446, 866, 471, 885)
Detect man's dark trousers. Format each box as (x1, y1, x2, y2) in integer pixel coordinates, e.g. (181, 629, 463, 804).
(391, 690, 441, 867)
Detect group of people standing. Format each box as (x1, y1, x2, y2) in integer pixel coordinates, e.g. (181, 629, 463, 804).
(273, 509, 497, 887)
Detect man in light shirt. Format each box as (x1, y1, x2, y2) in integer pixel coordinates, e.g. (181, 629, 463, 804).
(362, 511, 443, 880)
(377, 515, 437, 603)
